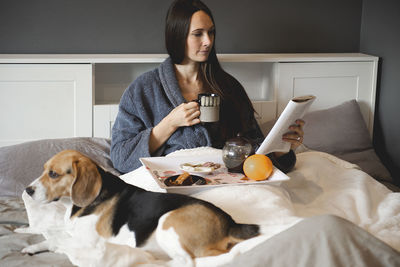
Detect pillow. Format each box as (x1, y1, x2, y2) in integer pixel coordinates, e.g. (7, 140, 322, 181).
(302, 100, 392, 183)
(302, 100, 372, 154)
(0, 137, 119, 198)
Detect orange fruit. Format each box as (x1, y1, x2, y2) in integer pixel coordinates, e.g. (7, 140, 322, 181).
(243, 154, 273, 181)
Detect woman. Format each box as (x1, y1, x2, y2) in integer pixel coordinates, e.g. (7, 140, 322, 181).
(111, 0, 304, 173)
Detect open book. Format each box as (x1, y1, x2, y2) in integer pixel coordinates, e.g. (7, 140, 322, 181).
(256, 95, 316, 155)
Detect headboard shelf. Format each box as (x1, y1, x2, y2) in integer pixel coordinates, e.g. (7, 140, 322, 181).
(0, 53, 378, 64)
(0, 53, 378, 146)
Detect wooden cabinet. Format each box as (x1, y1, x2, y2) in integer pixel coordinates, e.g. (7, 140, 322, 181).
(0, 64, 92, 147)
(0, 54, 378, 145)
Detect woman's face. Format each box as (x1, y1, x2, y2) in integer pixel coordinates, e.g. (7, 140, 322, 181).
(184, 10, 215, 64)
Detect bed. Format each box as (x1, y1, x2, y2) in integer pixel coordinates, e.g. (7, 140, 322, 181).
(0, 100, 399, 266)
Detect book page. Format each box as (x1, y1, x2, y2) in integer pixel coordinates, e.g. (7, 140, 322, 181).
(256, 95, 316, 155)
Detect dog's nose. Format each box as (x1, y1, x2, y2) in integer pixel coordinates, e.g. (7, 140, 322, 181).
(26, 186, 35, 196)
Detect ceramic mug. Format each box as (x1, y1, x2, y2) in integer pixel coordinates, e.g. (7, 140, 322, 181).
(197, 93, 220, 122)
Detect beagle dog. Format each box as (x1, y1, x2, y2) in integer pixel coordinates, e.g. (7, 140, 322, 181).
(24, 150, 260, 263)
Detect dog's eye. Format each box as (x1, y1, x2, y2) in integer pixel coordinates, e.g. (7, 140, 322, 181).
(48, 170, 59, 179)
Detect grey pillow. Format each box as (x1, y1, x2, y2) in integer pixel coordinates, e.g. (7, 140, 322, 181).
(0, 137, 119, 198)
(303, 100, 372, 154)
(302, 100, 392, 183)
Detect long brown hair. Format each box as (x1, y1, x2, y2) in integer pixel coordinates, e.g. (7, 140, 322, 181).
(165, 0, 255, 140)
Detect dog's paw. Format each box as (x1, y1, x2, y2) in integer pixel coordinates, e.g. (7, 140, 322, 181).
(14, 226, 35, 234)
(21, 246, 44, 255)
(21, 240, 50, 255)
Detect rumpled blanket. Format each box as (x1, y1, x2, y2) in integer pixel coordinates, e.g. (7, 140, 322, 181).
(17, 149, 400, 266)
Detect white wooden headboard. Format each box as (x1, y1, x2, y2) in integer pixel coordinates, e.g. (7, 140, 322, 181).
(245, 56, 378, 139)
(276, 61, 378, 138)
(0, 53, 378, 145)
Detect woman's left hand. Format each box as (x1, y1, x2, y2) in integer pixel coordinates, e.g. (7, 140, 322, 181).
(282, 119, 305, 150)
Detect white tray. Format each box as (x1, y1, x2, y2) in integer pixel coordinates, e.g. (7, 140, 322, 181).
(139, 154, 290, 195)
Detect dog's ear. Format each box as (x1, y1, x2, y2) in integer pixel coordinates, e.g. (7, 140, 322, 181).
(71, 157, 102, 207)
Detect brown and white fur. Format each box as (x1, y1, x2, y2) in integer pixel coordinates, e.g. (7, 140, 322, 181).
(22, 150, 260, 265)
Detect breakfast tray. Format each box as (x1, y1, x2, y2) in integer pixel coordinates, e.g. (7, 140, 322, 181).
(139, 154, 289, 194)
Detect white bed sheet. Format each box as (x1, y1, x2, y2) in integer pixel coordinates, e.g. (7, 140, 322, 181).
(18, 149, 400, 266)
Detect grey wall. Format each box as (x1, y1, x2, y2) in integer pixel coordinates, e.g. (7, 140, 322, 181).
(0, 0, 170, 53)
(0, 0, 362, 53)
(360, 0, 400, 185)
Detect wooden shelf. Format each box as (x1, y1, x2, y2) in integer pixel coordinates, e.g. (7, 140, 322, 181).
(0, 53, 378, 64)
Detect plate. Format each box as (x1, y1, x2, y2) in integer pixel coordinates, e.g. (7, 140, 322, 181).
(179, 162, 221, 174)
(164, 174, 207, 186)
(139, 154, 290, 195)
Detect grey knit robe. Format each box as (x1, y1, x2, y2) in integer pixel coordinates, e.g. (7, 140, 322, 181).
(110, 57, 294, 173)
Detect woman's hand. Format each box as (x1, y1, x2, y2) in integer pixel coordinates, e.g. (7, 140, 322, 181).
(273, 119, 305, 158)
(166, 102, 201, 129)
(149, 102, 200, 154)
(282, 119, 305, 150)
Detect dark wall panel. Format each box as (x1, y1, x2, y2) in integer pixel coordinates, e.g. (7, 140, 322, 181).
(0, 0, 170, 53)
(208, 0, 362, 53)
(360, 0, 400, 184)
(0, 0, 362, 53)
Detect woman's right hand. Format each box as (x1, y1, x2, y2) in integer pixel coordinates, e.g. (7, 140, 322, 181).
(150, 102, 200, 154)
(166, 102, 201, 129)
